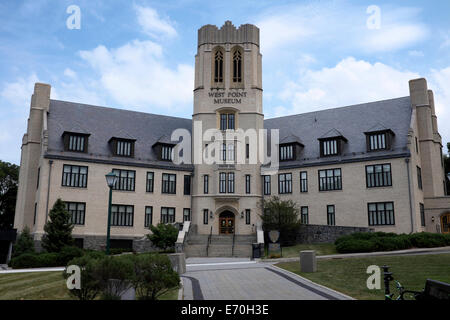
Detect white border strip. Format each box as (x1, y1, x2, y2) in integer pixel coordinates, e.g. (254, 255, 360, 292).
(186, 261, 257, 267)
(0, 267, 65, 274)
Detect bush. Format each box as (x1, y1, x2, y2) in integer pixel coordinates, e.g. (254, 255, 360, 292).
(10, 253, 40, 269)
(109, 248, 133, 255)
(148, 224, 178, 251)
(128, 253, 180, 300)
(37, 253, 60, 267)
(12, 226, 35, 258)
(64, 255, 102, 300)
(93, 256, 134, 300)
(335, 232, 450, 253)
(57, 246, 84, 266)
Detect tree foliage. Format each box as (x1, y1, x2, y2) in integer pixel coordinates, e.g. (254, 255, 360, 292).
(259, 196, 302, 246)
(147, 223, 178, 251)
(0, 160, 19, 229)
(12, 226, 35, 258)
(42, 199, 74, 252)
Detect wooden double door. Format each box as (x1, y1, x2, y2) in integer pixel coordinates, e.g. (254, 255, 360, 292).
(219, 211, 235, 234)
(442, 213, 450, 234)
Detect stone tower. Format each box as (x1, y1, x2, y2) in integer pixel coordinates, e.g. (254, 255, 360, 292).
(191, 21, 264, 235)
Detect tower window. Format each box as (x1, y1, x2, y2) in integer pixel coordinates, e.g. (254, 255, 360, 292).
(232, 49, 242, 83)
(214, 49, 224, 83)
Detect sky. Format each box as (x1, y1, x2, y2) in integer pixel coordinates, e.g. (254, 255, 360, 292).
(0, 0, 449, 165)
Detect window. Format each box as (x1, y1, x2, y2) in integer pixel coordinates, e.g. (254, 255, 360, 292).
(227, 143, 235, 161)
(319, 169, 342, 191)
(161, 145, 173, 161)
(228, 172, 235, 193)
(301, 206, 309, 224)
(417, 166, 423, 190)
(214, 49, 223, 83)
(203, 209, 209, 224)
(232, 48, 242, 83)
(366, 164, 392, 188)
(415, 137, 419, 154)
(327, 205, 335, 226)
(162, 173, 176, 194)
(278, 173, 292, 194)
(420, 203, 425, 227)
(64, 133, 88, 153)
(204, 175, 209, 194)
(33, 203, 37, 225)
(300, 171, 308, 193)
(219, 142, 236, 162)
(245, 209, 251, 225)
(245, 175, 251, 194)
(219, 113, 235, 130)
(263, 175, 271, 195)
(37, 167, 40, 189)
(112, 169, 135, 191)
(161, 207, 175, 224)
(368, 133, 387, 151)
(62, 165, 88, 188)
(145, 206, 153, 227)
(321, 139, 338, 156)
(368, 202, 395, 226)
(184, 175, 191, 195)
(146, 172, 154, 193)
(183, 208, 191, 222)
(246, 144, 249, 159)
(280, 144, 294, 161)
(65, 202, 86, 225)
(117, 140, 132, 157)
(111, 205, 134, 227)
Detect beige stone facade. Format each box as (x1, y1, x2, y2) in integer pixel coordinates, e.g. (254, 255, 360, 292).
(13, 22, 450, 251)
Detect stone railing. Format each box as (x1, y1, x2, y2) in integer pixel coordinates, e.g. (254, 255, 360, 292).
(175, 221, 191, 253)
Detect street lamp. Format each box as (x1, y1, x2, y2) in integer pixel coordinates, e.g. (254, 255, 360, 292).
(105, 171, 118, 255)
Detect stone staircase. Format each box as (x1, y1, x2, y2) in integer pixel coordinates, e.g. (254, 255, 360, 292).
(184, 233, 256, 258)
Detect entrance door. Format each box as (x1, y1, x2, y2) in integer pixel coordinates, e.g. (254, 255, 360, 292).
(441, 213, 450, 234)
(219, 211, 235, 234)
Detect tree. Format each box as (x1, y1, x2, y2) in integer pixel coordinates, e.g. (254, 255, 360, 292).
(147, 223, 178, 252)
(259, 196, 302, 246)
(12, 226, 35, 258)
(64, 255, 102, 300)
(42, 199, 74, 252)
(0, 160, 19, 230)
(444, 143, 450, 195)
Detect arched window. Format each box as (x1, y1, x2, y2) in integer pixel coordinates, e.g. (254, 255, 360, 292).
(214, 49, 224, 83)
(232, 48, 242, 83)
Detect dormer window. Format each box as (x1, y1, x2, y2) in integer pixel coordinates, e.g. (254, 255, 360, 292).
(161, 145, 173, 161)
(280, 144, 294, 161)
(63, 132, 89, 153)
(318, 129, 347, 157)
(364, 125, 395, 152)
(109, 137, 135, 157)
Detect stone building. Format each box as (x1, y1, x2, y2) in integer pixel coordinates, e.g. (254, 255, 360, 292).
(13, 21, 450, 254)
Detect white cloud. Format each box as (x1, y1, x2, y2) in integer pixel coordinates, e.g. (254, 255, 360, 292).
(429, 67, 450, 147)
(0, 73, 38, 110)
(134, 5, 177, 39)
(79, 39, 193, 112)
(273, 57, 419, 117)
(364, 24, 428, 52)
(408, 50, 424, 57)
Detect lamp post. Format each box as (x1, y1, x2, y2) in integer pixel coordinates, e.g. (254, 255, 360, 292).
(105, 171, 118, 255)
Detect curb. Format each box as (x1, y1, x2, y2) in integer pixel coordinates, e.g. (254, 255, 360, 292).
(270, 264, 356, 300)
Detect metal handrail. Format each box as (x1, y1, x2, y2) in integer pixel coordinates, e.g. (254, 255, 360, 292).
(206, 226, 212, 256)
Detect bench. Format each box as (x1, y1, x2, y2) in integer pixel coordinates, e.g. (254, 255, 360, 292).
(414, 279, 450, 300)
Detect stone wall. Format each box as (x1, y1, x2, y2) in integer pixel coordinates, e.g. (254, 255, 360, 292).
(296, 224, 373, 244)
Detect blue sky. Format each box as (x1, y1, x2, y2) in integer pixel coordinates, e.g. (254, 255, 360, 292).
(1, 0, 450, 164)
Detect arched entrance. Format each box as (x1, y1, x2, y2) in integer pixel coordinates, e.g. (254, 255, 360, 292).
(441, 212, 450, 234)
(219, 211, 235, 234)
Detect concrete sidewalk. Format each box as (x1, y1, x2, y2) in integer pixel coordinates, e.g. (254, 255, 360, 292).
(262, 246, 450, 263)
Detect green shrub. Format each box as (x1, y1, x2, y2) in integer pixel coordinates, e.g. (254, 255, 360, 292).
(57, 246, 84, 266)
(37, 252, 60, 267)
(93, 256, 134, 300)
(83, 250, 106, 260)
(148, 224, 178, 251)
(335, 239, 375, 253)
(64, 255, 102, 300)
(10, 253, 39, 269)
(109, 248, 133, 255)
(12, 226, 35, 258)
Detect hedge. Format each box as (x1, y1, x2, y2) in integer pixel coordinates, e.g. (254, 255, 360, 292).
(11, 246, 87, 269)
(335, 232, 450, 253)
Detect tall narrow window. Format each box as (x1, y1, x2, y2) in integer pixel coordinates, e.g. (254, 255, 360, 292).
(420, 203, 425, 227)
(219, 113, 235, 130)
(162, 173, 176, 194)
(214, 49, 223, 83)
(145, 206, 153, 227)
(204, 175, 209, 194)
(203, 209, 209, 225)
(301, 206, 309, 224)
(245, 175, 251, 194)
(184, 175, 191, 195)
(146, 172, 154, 192)
(264, 175, 271, 195)
(300, 171, 308, 193)
(228, 172, 235, 193)
(232, 49, 242, 83)
(245, 209, 251, 225)
(219, 173, 227, 193)
(417, 166, 423, 190)
(183, 208, 191, 222)
(327, 205, 335, 226)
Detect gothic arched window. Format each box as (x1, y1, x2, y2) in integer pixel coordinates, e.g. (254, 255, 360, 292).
(232, 48, 242, 83)
(214, 49, 224, 83)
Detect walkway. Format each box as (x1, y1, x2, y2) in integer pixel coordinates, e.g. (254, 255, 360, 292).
(182, 258, 352, 300)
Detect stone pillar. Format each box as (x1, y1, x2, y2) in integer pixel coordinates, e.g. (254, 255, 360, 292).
(168, 253, 186, 274)
(300, 250, 317, 273)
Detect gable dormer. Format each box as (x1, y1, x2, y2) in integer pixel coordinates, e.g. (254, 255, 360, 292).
(152, 135, 175, 161)
(364, 124, 395, 152)
(62, 131, 90, 153)
(279, 135, 304, 161)
(318, 129, 347, 157)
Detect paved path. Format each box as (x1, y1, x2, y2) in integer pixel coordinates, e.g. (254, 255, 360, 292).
(182, 258, 352, 300)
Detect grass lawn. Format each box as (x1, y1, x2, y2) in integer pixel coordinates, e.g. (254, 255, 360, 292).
(276, 253, 450, 300)
(0, 271, 180, 300)
(265, 243, 337, 258)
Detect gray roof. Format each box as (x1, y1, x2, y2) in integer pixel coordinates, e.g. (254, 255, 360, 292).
(264, 96, 412, 168)
(46, 100, 193, 171)
(46, 96, 412, 170)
